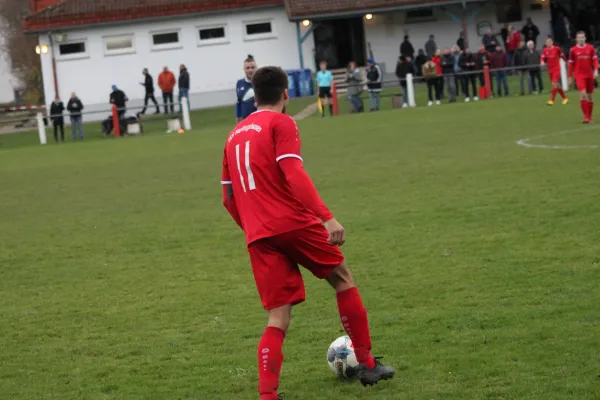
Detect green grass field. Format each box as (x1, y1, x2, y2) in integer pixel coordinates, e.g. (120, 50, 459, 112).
(1, 89, 600, 400)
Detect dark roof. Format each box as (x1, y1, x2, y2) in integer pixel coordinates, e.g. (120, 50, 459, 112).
(285, 0, 489, 20)
(24, 0, 285, 31)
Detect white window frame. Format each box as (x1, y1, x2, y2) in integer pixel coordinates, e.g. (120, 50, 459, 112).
(149, 29, 182, 51)
(103, 34, 135, 56)
(196, 24, 229, 47)
(56, 39, 89, 61)
(243, 20, 276, 42)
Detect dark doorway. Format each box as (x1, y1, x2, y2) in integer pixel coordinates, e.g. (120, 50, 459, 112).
(313, 17, 366, 69)
(550, 0, 600, 44)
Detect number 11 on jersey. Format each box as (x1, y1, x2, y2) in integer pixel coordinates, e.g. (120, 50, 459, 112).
(235, 141, 256, 192)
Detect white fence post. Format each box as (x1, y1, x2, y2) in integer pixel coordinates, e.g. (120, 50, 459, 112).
(181, 97, 192, 131)
(36, 112, 47, 145)
(560, 58, 569, 92)
(406, 73, 416, 108)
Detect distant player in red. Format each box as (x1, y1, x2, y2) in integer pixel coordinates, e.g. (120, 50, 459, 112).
(541, 37, 568, 105)
(568, 31, 599, 123)
(221, 67, 395, 400)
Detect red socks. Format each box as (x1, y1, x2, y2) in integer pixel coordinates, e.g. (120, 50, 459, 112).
(590, 101, 594, 119)
(258, 326, 285, 399)
(551, 88, 558, 101)
(581, 100, 595, 120)
(558, 88, 566, 99)
(336, 287, 376, 369)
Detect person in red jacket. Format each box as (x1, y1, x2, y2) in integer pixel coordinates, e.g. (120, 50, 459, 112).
(541, 37, 568, 105)
(158, 66, 176, 114)
(568, 31, 599, 123)
(505, 24, 521, 67)
(490, 45, 509, 97)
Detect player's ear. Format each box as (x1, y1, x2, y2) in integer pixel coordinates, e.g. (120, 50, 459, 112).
(283, 88, 289, 102)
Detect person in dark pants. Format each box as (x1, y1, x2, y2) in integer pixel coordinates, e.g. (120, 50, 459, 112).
(139, 68, 159, 116)
(50, 96, 65, 142)
(395, 56, 415, 107)
(178, 64, 190, 113)
(524, 40, 543, 93)
(459, 48, 478, 101)
(66, 92, 84, 141)
(109, 85, 128, 118)
(158, 66, 176, 114)
(490, 45, 509, 97)
(475, 45, 491, 87)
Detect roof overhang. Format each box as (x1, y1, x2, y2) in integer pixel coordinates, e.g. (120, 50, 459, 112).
(286, 0, 492, 22)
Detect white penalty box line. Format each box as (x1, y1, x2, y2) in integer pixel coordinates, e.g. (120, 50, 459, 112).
(516, 126, 600, 150)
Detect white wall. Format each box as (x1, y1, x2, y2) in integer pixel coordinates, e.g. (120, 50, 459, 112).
(38, 6, 314, 117)
(365, 2, 552, 73)
(0, 19, 18, 103)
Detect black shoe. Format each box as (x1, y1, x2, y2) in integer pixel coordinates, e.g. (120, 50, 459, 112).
(278, 393, 285, 400)
(358, 357, 395, 387)
(155, 110, 160, 114)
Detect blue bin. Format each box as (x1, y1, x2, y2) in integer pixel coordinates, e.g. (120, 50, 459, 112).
(296, 69, 313, 97)
(286, 70, 298, 98)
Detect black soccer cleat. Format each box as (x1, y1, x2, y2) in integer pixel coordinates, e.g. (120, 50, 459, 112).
(277, 394, 285, 400)
(358, 357, 395, 387)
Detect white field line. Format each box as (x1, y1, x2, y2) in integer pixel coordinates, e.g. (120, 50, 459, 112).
(516, 126, 600, 149)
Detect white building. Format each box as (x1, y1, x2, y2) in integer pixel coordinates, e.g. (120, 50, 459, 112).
(24, 0, 552, 118)
(0, 18, 20, 104)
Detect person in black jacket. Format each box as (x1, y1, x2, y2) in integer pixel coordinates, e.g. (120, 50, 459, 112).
(440, 48, 457, 102)
(109, 85, 128, 118)
(66, 92, 84, 141)
(139, 68, 159, 116)
(459, 48, 478, 101)
(49, 96, 65, 142)
(395, 55, 415, 107)
(513, 40, 531, 95)
(366, 58, 382, 111)
(400, 36, 415, 61)
(178, 64, 190, 113)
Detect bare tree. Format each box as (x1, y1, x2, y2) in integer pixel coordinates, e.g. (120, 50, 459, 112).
(0, 0, 43, 104)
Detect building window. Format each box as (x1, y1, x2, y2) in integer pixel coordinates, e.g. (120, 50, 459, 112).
(150, 30, 181, 50)
(103, 34, 135, 56)
(197, 25, 228, 46)
(244, 21, 275, 41)
(405, 8, 435, 23)
(59, 42, 86, 56)
(496, 0, 522, 23)
(57, 40, 88, 60)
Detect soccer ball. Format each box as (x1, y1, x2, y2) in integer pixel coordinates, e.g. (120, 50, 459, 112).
(327, 335, 359, 379)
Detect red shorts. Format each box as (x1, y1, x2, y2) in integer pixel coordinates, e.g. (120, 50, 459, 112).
(549, 70, 560, 83)
(575, 76, 595, 93)
(248, 224, 345, 310)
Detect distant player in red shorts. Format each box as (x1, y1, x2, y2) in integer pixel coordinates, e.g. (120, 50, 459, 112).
(221, 66, 395, 400)
(568, 31, 599, 123)
(541, 37, 568, 106)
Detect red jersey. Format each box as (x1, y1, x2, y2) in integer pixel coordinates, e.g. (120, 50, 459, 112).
(542, 45, 565, 72)
(568, 44, 598, 77)
(221, 110, 321, 245)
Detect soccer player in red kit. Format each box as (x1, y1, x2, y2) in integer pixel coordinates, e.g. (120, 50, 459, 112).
(541, 37, 568, 106)
(221, 66, 395, 400)
(569, 31, 599, 123)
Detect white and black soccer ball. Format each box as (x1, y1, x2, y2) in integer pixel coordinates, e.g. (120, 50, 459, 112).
(327, 335, 359, 379)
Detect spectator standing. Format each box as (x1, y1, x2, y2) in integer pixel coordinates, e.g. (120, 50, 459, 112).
(66, 92, 84, 141)
(513, 40, 531, 95)
(109, 85, 128, 118)
(483, 29, 499, 53)
(178, 64, 190, 113)
(423, 54, 441, 106)
(236, 55, 258, 122)
(524, 40, 543, 94)
(521, 18, 540, 47)
(316, 60, 334, 117)
(459, 48, 478, 101)
(400, 36, 415, 61)
(490, 45, 509, 97)
(505, 25, 522, 66)
(425, 35, 437, 59)
(158, 66, 176, 114)
(366, 58, 382, 112)
(441, 48, 457, 102)
(395, 56, 415, 108)
(415, 49, 427, 77)
(346, 61, 364, 113)
(139, 68, 160, 116)
(475, 44, 491, 87)
(452, 45, 463, 98)
(457, 31, 466, 51)
(50, 96, 65, 143)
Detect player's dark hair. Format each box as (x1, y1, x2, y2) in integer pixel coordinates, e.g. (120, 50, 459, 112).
(576, 31, 585, 36)
(251, 66, 288, 106)
(245, 54, 255, 63)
